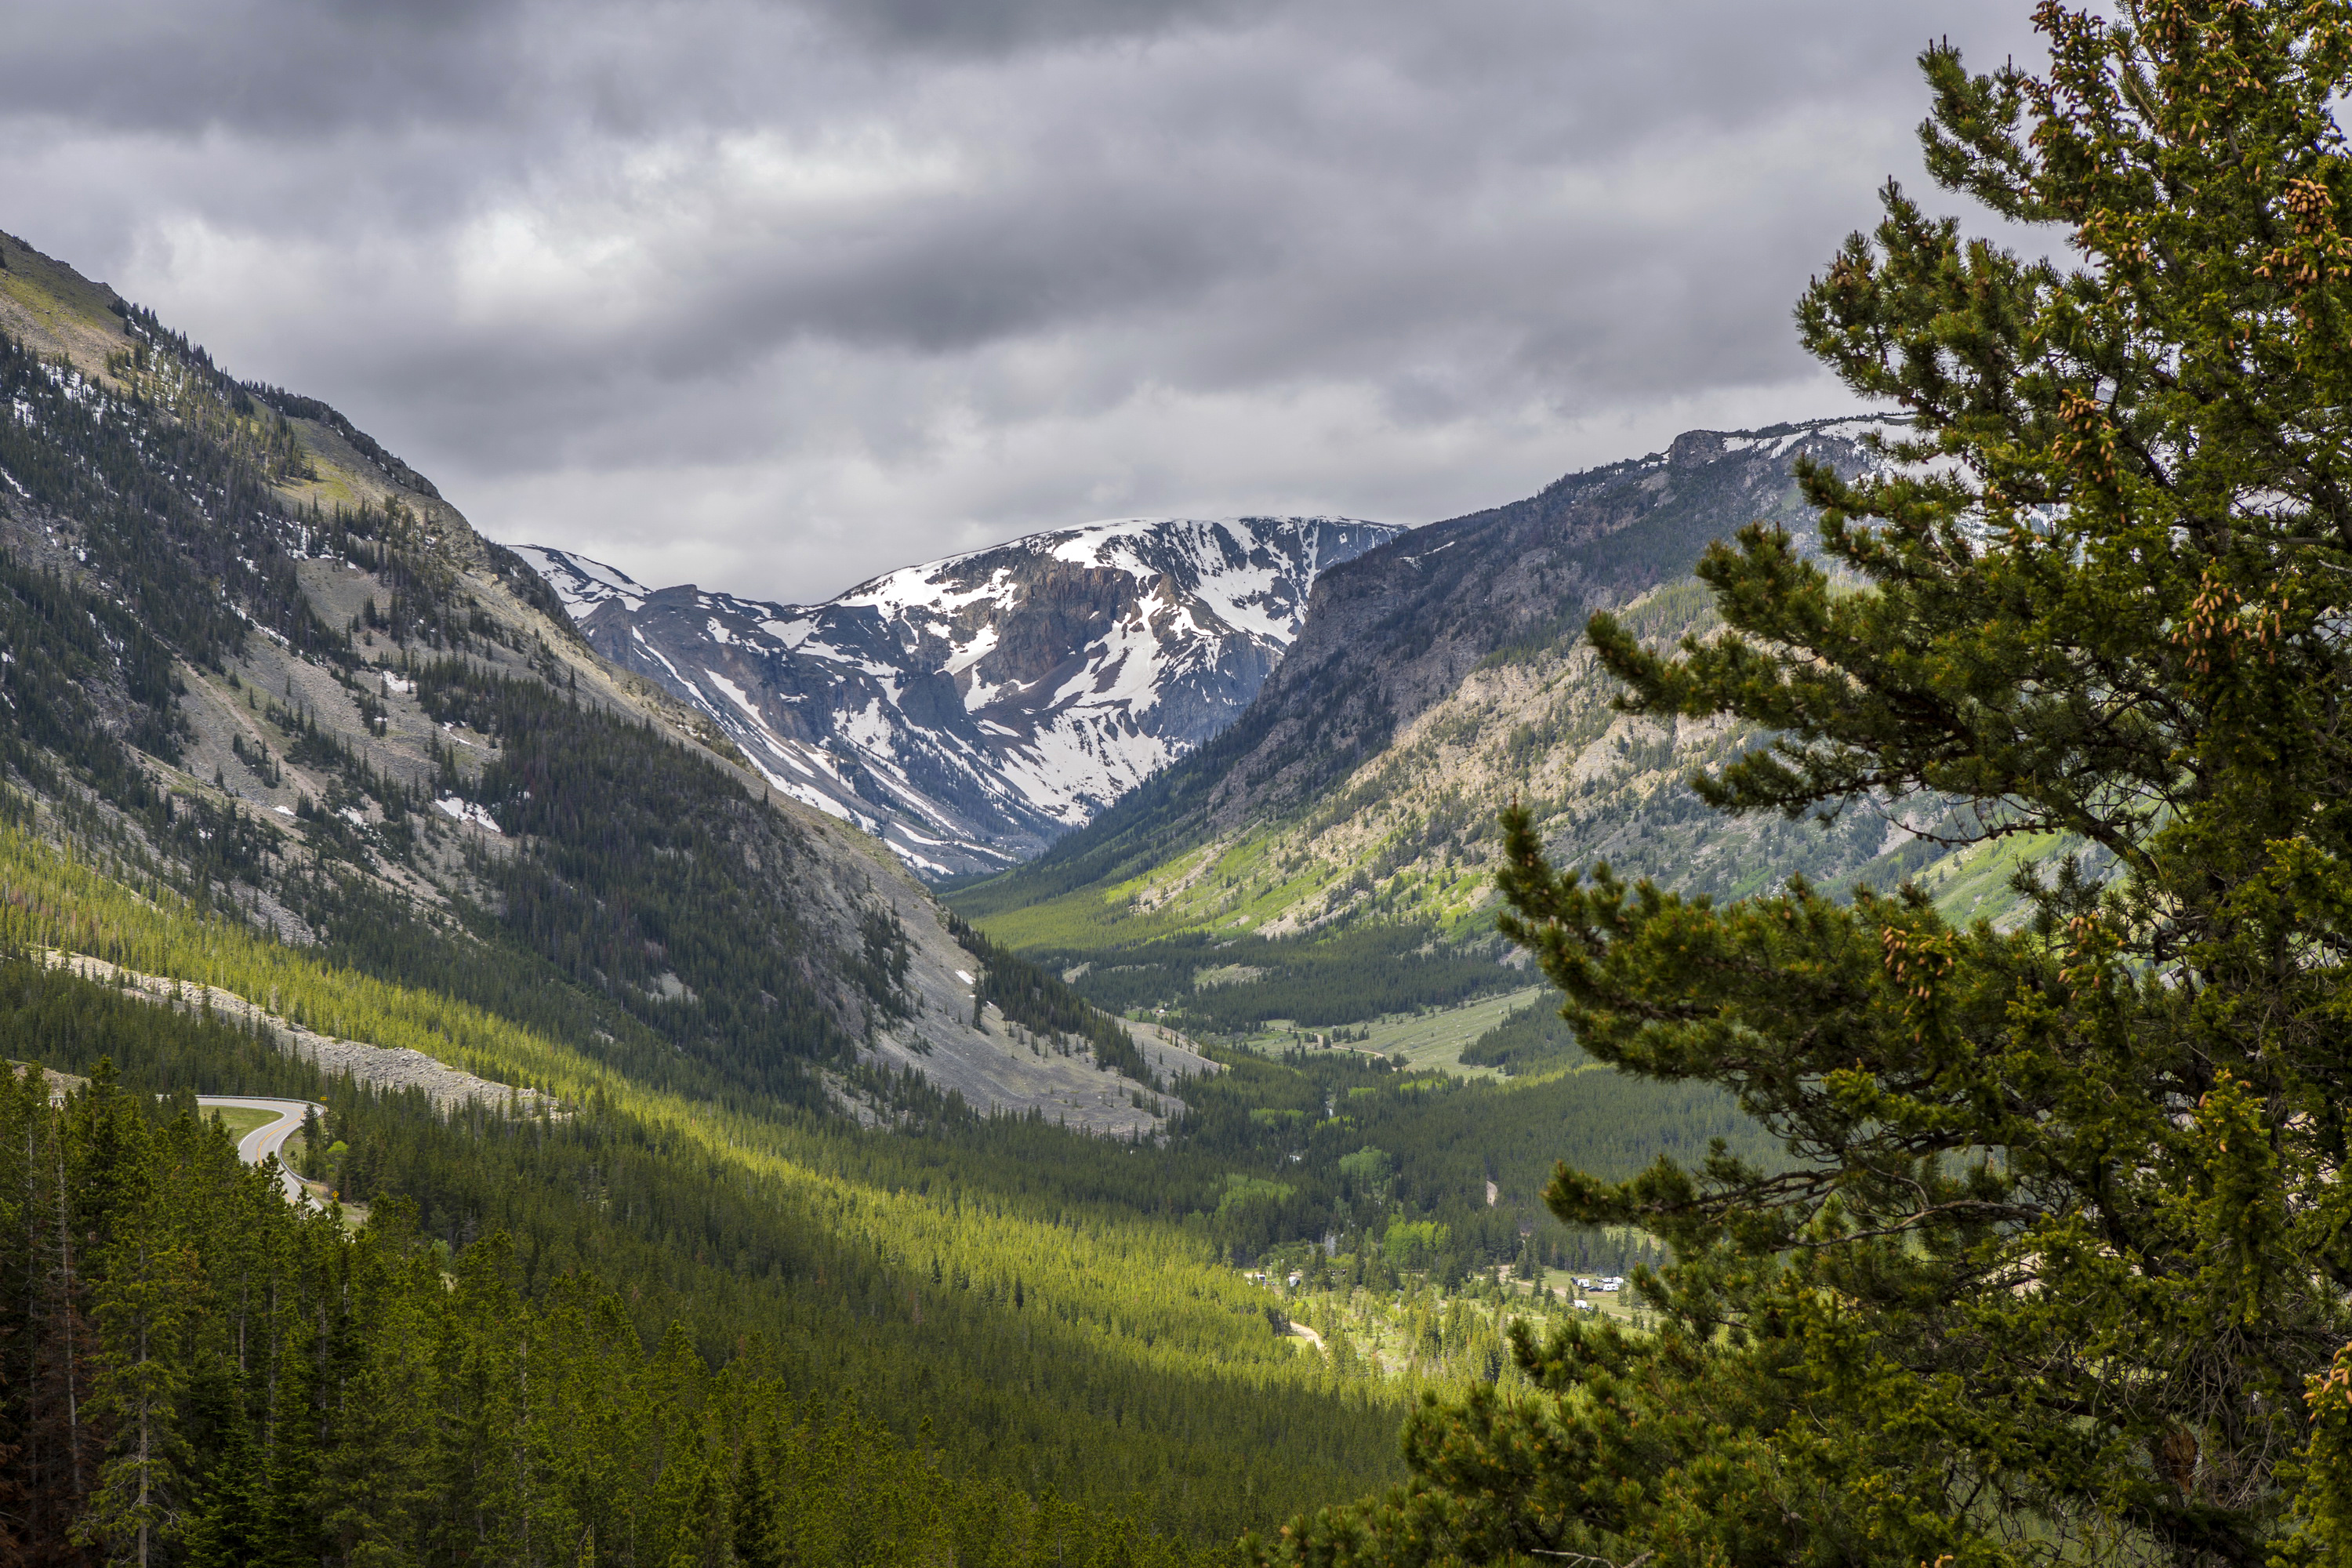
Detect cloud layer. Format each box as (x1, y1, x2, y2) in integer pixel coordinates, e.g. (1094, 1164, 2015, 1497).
(2, 0, 2046, 602)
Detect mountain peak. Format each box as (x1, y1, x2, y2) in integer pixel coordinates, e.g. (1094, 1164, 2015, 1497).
(514, 513, 1401, 876)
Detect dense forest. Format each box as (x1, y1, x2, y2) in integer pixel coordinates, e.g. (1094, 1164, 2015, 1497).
(414, 655, 908, 1096)
(0, 873, 1412, 1547)
(0, 956, 1436, 1553)
(0, 1051, 1224, 1566)
(0, 802, 1742, 1548)
(1034, 925, 1526, 1036)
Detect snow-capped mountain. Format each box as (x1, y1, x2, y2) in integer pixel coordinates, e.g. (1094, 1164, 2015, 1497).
(515, 515, 1403, 877)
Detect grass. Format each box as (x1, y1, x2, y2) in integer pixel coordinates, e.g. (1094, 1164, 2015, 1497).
(205, 1104, 281, 1142)
(1349, 988, 1544, 1078)
(0, 252, 125, 344)
(1240, 987, 1551, 1080)
(969, 822, 1405, 952)
(1533, 1266, 1645, 1326)
(1915, 831, 2067, 929)
(969, 844, 1240, 951)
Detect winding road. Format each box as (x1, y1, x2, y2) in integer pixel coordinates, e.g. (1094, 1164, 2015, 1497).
(196, 1095, 323, 1206)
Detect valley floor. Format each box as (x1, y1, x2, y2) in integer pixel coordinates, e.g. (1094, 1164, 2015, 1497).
(1228, 985, 1551, 1079)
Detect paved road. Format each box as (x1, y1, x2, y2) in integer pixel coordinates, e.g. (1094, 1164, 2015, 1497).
(197, 1096, 322, 1206)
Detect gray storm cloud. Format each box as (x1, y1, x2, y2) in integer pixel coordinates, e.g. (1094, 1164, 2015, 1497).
(1, 0, 2045, 603)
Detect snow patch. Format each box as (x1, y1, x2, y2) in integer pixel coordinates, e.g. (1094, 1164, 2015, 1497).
(510, 546, 647, 612)
(434, 797, 503, 833)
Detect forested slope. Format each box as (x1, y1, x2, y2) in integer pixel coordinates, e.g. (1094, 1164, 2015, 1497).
(0, 1049, 1224, 1567)
(0, 223, 1867, 1563)
(0, 224, 1181, 1131)
(0, 227, 1439, 1556)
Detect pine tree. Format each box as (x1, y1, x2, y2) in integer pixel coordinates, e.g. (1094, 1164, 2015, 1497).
(179, 1402, 265, 1568)
(1264, 5, 2352, 1566)
(76, 1128, 195, 1567)
(731, 1430, 783, 1568)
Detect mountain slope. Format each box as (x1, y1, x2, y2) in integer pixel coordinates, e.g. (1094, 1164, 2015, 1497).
(0, 225, 1446, 1541)
(956, 421, 1894, 926)
(518, 514, 1399, 876)
(949, 419, 2013, 1027)
(0, 227, 1816, 1554)
(0, 226, 1185, 1134)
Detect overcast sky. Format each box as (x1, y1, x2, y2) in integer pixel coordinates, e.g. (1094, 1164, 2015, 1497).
(3, 0, 2045, 604)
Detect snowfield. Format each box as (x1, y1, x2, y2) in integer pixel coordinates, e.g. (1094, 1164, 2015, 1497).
(515, 515, 1402, 877)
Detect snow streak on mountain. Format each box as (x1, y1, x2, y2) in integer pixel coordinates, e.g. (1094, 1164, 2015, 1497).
(517, 516, 1403, 877)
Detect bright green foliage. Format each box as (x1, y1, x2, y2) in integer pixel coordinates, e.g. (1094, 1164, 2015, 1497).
(2285, 1343, 2352, 1566)
(1025, 926, 1525, 1036)
(0, 1060, 1229, 1567)
(0, 924, 1406, 1545)
(1261, 5, 2352, 1565)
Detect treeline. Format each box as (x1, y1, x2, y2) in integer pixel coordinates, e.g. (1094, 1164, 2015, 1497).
(411, 657, 909, 1094)
(234, 377, 441, 499)
(946, 911, 1163, 1088)
(0, 1058, 1220, 1567)
(1036, 925, 1523, 1033)
(0, 329, 341, 672)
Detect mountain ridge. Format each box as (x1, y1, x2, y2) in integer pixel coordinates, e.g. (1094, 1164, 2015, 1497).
(517, 512, 1399, 876)
(937, 415, 2057, 1050)
(0, 223, 1192, 1136)
(955, 415, 1901, 946)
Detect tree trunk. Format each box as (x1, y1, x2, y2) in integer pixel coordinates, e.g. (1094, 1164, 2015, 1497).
(52, 1117, 80, 1499)
(136, 1309, 150, 1568)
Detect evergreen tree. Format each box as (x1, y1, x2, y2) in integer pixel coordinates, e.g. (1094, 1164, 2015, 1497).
(1265, 4, 2352, 1565)
(75, 1180, 197, 1566)
(178, 1399, 265, 1568)
(731, 1428, 784, 1568)
(0, 1060, 1231, 1567)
